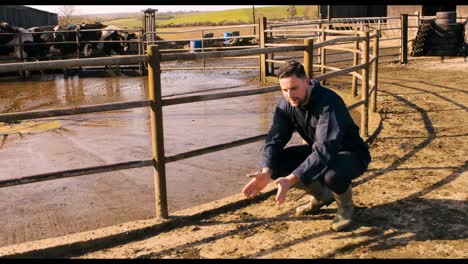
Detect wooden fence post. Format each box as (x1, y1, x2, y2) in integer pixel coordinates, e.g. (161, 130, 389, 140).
(269, 25, 275, 76)
(303, 38, 314, 79)
(351, 26, 359, 98)
(17, 31, 25, 78)
(360, 31, 370, 138)
(320, 26, 327, 83)
(400, 14, 408, 64)
(201, 29, 205, 68)
(371, 30, 379, 113)
(76, 27, 81, 59)
(138, 28, 144, 75)
(148, 45, 168, 219)
(259, 16, 267, 83)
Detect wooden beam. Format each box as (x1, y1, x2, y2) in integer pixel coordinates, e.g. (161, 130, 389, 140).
(148, 45, 168, 219)
(0, 99, 150, 123)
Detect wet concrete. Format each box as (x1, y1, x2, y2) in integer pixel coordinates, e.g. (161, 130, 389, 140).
(0, 65, 279, 246)
(0, 64, 360, 246)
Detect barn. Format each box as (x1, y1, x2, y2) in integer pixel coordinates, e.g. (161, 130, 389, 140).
(319, 5, 387, 19)
(0, 5, 58, 28)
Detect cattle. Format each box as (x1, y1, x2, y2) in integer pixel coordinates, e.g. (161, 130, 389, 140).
(0, 22, 17, 46)
(51, 24, 79, 57)
(0, 22, 34, 60)
(83, 25, 138, 57)
(26, 25, 56, 59)
(120, 32, 138, 54)
(50, 23, 105, 57)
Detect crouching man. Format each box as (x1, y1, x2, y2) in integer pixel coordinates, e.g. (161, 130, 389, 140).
(242, 60, 371, 231)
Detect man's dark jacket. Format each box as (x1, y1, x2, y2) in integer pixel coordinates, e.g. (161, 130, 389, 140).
(260, 79, 371, 186)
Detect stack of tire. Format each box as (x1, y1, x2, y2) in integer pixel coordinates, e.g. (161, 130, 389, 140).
(411, 20, 433, 56)
(426, 11, 466, 56)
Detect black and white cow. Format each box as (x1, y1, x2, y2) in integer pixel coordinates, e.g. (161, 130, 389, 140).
(27, 25, 56, 59)
(50, 23, 79, 57)
(120, 32, 138, 55)
(0, 22, 17, 48)
(51, 23, 112, 58)
(0, 22, 34, 60)
(83, 25, 138, 57)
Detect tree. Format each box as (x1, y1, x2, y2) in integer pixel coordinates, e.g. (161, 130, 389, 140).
(57, 6, 76, 25)
(287, 5, 297, 18)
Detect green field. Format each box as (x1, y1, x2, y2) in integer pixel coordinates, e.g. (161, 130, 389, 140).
(100, 6, 319, 29)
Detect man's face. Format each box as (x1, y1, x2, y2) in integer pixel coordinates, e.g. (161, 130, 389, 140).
(279, 75, 309, 107)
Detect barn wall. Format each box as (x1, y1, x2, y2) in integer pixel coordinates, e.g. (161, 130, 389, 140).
(0, 5, 58, 28)
(387, 5, 421, 17)
(457, 5, 468, 18)
(367, 5, 388, 17)
(388, 5, 468, 17)
(320, 5, 387, 19)
(332, 5, 368, 18)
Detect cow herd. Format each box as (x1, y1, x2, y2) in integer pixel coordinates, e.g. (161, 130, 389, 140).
(0, 22, 139, 62)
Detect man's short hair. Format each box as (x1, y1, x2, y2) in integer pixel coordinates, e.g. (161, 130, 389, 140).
(277, 60, 307, 79)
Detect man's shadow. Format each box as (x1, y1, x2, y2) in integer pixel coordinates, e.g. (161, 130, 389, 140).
(318, 78, 468, 257)
(321, 161, 467, 258)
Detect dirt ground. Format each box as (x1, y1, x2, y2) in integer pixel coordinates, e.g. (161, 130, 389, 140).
(0, 56, 466, 258)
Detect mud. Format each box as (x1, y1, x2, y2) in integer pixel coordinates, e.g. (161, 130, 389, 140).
(0, 62, 283, 246)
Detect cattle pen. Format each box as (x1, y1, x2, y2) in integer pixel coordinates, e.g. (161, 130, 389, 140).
(0, 27, 380, 221)
(0, 14, 427, 78)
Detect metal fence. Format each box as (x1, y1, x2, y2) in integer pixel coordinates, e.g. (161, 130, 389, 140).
(263, 15, 418, 66)
(0, 28, 379, 220)
(0, 14, 431, 75)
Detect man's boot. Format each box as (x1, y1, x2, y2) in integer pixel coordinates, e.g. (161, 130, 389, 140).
(296, 181, 334, 215)
(331, 185, 354, 231)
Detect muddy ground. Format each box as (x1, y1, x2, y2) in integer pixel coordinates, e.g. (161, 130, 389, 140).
(0, 56, 466, 258)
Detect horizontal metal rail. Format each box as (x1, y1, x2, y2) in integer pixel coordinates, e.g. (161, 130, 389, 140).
(165, 134, 267, 163)
(323, 46, 359, 54)
(325, 51, 350, 56)
(162, 66, 259, 71)
(162, 85, 280, 106)
(146, 35, 258, 44)
(325, 58, 354, 64)
(79, 28, 141, 32)
(150, 24, 257, 34)
(379, 58, 400, 64)
(0, 99, 150, 123)
(380, 37, 401, 41)
(379, 53, 400, 58)
(313, 63, 366, 81)
(266, 59, 287, 64)
(0, 159, 153, 189)
(160, 45, 306, 62)
(314, 36, 368, 49)
(281, 35, 321, 40)
(158, 46, 259, 53)
(0, 55, 148, 73)
(380, 46, 400, 50)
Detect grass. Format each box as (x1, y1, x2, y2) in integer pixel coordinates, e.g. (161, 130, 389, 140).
(99, 5, 319, 29)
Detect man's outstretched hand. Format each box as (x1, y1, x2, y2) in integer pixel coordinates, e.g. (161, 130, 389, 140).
(274, 175, 300, 206)
(273, 177, 290, 206)
(241, 169, 271, 198)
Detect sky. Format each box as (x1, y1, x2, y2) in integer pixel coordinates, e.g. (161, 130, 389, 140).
(26, 5, 271, 15)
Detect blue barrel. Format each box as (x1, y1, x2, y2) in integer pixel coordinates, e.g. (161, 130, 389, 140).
(190, 40, 202, 52)
(223, 32, 232, 44)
